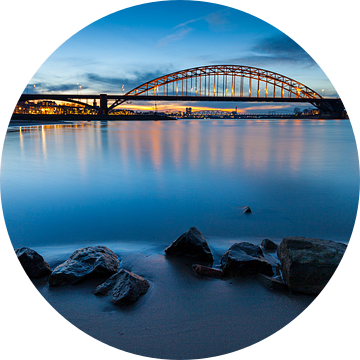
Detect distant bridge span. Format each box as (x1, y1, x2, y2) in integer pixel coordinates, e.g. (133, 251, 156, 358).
(18, 65, 345, 117)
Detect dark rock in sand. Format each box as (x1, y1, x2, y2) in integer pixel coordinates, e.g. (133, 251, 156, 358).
(234, 242, 264, 257)
(261, 239, 278, 251)
(192, 264, 224, 278)
(277, 237, 347, 294)
(243, 206, 252, 214)
(94, 269, 150, 306)
(15, 247, 52, 278)
(165, 227, 214, 262)
(221, 242, 273, 276)
(49, 246, 120, 286)
(257, 273, 288, 291)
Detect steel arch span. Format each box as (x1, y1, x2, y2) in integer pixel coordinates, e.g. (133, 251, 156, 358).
(110, 65, 322, 109)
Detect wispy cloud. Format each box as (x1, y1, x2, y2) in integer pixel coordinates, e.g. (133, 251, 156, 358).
(173, 17, 203, 29)
(156, 27, 193, 47)
(156, 10, 231, 47)
(204, 10, 230, 29)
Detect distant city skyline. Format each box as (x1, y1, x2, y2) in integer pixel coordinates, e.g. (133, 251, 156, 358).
(27, 1, 336, 113)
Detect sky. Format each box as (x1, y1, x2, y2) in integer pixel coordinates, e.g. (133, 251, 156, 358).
(28, 0, 336, 113)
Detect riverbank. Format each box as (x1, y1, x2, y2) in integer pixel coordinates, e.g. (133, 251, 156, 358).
(29, 242, 315, 359)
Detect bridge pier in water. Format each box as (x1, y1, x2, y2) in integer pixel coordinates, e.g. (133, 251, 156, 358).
(97, 94, 108, 115)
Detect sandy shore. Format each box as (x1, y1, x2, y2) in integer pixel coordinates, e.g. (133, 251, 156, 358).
(31, 247, 315, 359)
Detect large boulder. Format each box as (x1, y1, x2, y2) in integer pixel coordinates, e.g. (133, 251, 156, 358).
(165, 227, 214, 262)
(277, 237, 347, 294)
(49, 246, 120, 286)
(220, 242, 273, 276)
(15, 247, 52, 278)
(94, 269, 150, 306)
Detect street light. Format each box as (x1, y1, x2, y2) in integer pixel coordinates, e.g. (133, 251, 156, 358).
(34, 85, 36, 94)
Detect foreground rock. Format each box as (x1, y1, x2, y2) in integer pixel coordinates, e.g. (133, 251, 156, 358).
(192, 264, 224, 278)
(94, 269, 150, 306)
(261, 239, 278, 251)
(257, 273, 288, 291)
(15, 247, 52, 278)
(277, 237, 347, 294)
(165, 227, 214, 262)
(49, 246, 119, 286)
(221, 242, 273, 276)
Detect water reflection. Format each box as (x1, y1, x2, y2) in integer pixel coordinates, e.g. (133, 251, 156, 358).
(8, 120, 358, 176)
(2, 119, 358, 248)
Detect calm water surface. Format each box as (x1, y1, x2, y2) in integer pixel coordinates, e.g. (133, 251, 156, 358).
(1, 119, 359, 257)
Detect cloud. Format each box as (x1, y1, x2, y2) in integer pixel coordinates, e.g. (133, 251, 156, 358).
(46, 84, 85, 92)
(157, 10, 231, 47)
(204, 10, 230, 29)
(173, 17, 202, 30)
(156, 26, 193, 47)
(251, 34, 314, 63)
(25, 83, 89, 93)
(210, 34, 316, 69)
(85, 69, 171, 92)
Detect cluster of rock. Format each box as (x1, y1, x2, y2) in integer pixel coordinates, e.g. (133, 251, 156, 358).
(15, 245, 150, 306)
(164, 227, 348, 295)
(165, 227, 275, 278)
(15, 229, 348, 300)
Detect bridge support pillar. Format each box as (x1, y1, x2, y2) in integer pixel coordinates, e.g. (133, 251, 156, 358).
(331, 99, 346, 119)
(318, 99, 346, 119)
(97, 94, 108, 115)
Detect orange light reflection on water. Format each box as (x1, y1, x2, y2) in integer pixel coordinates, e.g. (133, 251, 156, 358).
(13, 119, 326, 178)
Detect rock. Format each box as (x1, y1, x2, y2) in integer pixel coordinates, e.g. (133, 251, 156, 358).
(192, 264, 224, 278)
(277, 237, 347, 294)
(233, 242, 264, 257)
(165, 227, 214, 262)
(220, 243, 273, 276)
(243, 206, 252, 214)
(256, 273, 288, 291)
(15, 247, 52, 278)
(261, 239, 278, 251)
(49, 246, 119, 286)
(94, 269, 150, 306)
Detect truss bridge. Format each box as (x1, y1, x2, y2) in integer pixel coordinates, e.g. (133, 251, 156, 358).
(18, 65, 346, 118)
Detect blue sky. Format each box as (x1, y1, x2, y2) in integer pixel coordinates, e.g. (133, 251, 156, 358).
(28, 0, 336, 112)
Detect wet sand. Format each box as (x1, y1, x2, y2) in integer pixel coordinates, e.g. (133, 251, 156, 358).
(31, 248, 315, 359)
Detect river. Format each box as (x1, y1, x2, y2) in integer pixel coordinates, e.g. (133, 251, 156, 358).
(1, 119, 358, 258)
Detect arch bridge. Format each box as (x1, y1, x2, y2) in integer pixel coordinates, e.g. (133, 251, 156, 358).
(19, 65, 345, 117)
